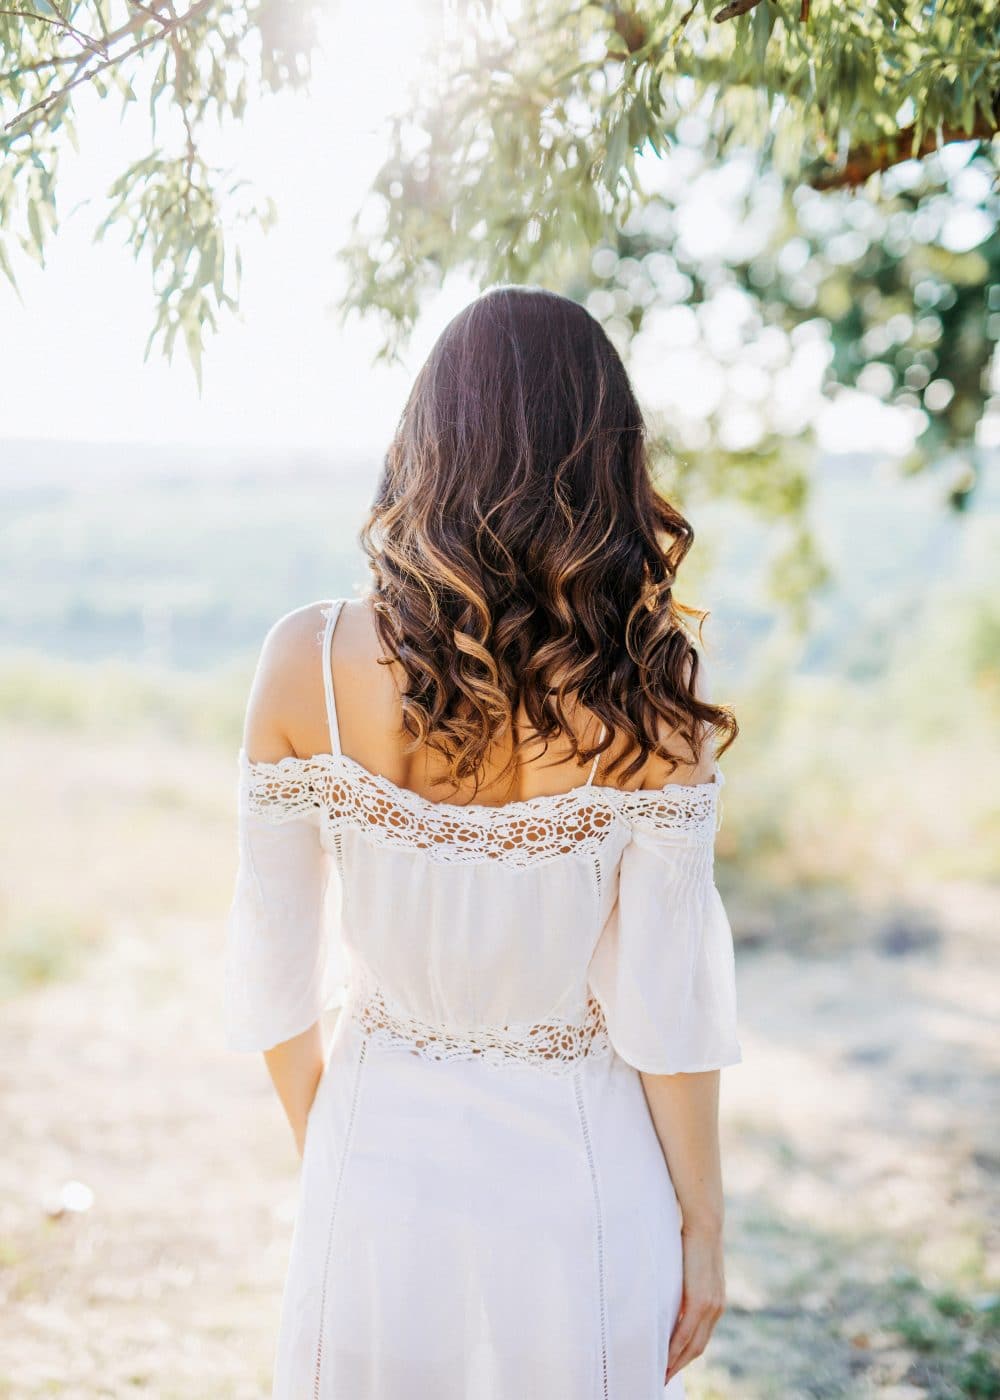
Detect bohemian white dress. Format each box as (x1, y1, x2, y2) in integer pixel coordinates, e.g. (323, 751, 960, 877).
(225, 598, 742, 1400)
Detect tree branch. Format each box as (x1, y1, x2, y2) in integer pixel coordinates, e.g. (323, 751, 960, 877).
(812, 112, 1000, 189)
(713, 0, 765, 21)
(126, 0, 171, 28)
(0, 49, 82, 82)
(3, 0, 214, 132)
(0, 7, 106, 56)
(163, 0, 198, 213)
(671, 1, 698, 43)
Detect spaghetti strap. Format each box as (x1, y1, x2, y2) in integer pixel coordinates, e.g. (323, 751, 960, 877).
(584, 722, 607, 787)
(321, 599, 347, 756)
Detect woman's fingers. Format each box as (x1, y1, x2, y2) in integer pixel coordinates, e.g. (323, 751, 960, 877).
(665, 1297, 725, 1383)
(665, 1226, 727, 1382)
(665, 1318, 714, 1382)
(666, 1305, 698, 1371)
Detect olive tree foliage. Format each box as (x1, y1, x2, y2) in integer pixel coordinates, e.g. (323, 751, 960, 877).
(340, 0, 1000, 339)
(1, 1, 998, 600)
(0, 0, 320, 382)
(549, 130, 999, 611)
(334, 0, 999, 614)
(2, 1, 996, 372)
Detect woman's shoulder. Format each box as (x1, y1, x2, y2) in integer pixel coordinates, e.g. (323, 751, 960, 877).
(258, 597, 327, 658)
(258, 595, 376, 669)
(245, 596, 397, 765)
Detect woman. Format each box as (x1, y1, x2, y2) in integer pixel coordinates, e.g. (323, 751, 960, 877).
(225, 285, 742, 1399)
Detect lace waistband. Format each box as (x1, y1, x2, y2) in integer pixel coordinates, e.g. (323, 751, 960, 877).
(344, 975, 612, 1075)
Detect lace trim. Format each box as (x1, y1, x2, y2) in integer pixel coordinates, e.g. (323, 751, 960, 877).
(621, 781, 722, 837)
(346, 974, 612, 1074)
(238, 748, 720, 866)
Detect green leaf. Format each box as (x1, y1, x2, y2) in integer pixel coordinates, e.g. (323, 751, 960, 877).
(184, 316, 203, 391)
(604, 116, 629, 185)
(0, 238, 19, 292)
(27, 199, 44, 259)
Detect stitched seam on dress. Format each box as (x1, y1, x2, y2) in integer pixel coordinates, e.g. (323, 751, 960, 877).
(313, 1036, 368, 1399)
(573, 1069, 610, 1400)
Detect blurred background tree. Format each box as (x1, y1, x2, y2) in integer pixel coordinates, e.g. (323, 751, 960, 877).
(335, 0, 1000, 611)
(2, 0, 998, 609)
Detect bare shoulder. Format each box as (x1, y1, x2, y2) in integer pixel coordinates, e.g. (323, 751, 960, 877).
(639, 645, 718, 790)
(239, 600, 333, 762)
(256, 594, 383, 670)
(329, 595, 390, 670)
(328, 597, 407, 775)
(238, 593, 403, 767)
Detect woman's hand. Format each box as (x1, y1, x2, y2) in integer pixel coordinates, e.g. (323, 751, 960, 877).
(263, 1022, 325, 1159)
(665, 1225, 727, 1385)
(638, 1069, 727, 1383)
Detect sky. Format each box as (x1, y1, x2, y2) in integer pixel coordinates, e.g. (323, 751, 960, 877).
(0, 0, 475, 454)
(0, 2, 986, 461)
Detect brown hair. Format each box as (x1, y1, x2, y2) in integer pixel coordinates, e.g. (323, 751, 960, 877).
(359, 285, 737, 795)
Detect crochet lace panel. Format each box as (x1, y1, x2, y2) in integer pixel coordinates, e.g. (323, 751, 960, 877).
(345, 968, 612, 1074)
(238, 748, 720, 867)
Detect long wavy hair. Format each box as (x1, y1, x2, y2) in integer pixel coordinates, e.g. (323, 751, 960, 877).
(359, 285, 738, 795)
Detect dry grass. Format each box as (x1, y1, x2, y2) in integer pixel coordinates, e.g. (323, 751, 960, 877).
(0, 709, 997, 1398)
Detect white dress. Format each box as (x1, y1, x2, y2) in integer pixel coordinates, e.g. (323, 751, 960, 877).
(225, 598, 743, 1400)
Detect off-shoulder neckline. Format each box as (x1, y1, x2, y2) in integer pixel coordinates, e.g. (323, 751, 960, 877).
(237, 745, 723, 820)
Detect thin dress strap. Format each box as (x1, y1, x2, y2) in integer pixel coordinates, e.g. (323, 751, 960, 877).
(584, 722, 607, 787)
(321, 599, 347, 756)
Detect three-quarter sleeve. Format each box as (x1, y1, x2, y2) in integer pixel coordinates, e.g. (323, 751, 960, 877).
(224, 750, 346, 1053)
(587, 778, 742, 1075)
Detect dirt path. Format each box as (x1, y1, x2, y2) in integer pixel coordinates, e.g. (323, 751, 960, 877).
(713, 880, 999, 1398)
(1, 737, 997, 1397)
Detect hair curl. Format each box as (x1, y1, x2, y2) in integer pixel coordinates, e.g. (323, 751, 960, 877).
(359, 285, 737, 796)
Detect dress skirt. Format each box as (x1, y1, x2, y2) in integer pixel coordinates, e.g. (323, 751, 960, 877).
(272, 1008, 687, 1400)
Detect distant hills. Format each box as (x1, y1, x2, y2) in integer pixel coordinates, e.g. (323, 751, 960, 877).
(1, 438, 995, 680)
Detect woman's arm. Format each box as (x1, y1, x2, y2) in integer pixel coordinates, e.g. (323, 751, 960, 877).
(632, 654, 730, 1381)
(264, 1023, 326, 1158)
(640, 1069, 727, 1385)
(242, 607, 332, 1156)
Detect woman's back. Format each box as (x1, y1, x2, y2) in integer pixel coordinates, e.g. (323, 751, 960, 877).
(224, 286, 742, 1400)
(225, 596, 740, 1398)
(230, 594, 730, 1051)
(243, 596, 716, 805)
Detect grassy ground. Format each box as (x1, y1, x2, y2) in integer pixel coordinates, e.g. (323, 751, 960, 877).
(0, 708, 997, 1399)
